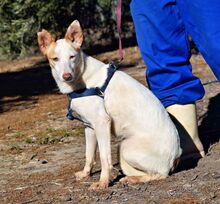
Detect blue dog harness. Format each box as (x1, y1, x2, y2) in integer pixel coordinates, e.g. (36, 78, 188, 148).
(66, 62, 117, 121)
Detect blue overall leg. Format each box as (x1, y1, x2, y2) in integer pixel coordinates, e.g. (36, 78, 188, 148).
(177, 0, 220, 80)
(130, 0, 205, 107)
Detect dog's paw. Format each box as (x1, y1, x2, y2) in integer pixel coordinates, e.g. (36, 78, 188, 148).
(75, 170, 90, 181)
(119, 176, 140, 184)
(89, 181, 109, 190)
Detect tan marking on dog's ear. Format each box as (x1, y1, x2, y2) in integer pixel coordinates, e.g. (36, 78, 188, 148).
(65, 20, 83, 50)
(46, 42, 57, 64)
(37, 29, 55, 55)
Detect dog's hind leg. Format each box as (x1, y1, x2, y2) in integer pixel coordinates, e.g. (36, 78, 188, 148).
(120, 153, 146, 176)
(120, 152, 166, 184)
(119, 138, 169, 184)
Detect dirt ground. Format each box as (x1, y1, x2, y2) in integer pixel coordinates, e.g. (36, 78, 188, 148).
(0, 47, 220, 204)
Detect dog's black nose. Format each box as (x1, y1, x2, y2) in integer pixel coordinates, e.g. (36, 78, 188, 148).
(62, 72, 72, 81)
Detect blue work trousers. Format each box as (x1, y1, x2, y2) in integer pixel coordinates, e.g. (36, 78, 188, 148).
(130, 0, 220, 107)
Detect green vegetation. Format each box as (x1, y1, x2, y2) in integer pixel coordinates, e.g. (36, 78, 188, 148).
(0, 0, 133, 60)
(10, 144, 23, 153)
(25, 127, 84, 145)
(15, 131, 25, 138)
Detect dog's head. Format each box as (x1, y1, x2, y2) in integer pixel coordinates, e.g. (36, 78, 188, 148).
(37, 20, 83, 93)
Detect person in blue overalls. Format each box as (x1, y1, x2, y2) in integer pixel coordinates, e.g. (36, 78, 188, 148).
(130, 0, 220, 158)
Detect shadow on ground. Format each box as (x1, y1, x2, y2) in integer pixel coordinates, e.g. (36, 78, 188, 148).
(199, 93, 220, 152)
(0, 61, 57, 113)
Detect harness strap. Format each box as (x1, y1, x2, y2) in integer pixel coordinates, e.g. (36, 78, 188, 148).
(100, 62, 117, 94)
(66, 62, 117, 121)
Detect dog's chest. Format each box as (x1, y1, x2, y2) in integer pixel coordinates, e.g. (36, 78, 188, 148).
(70, 95, 128, 138)
(70, 96, 107, 126)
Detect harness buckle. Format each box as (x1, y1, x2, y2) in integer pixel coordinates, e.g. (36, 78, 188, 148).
(109, 61, 119, 69)
(95, 87, 105, 98)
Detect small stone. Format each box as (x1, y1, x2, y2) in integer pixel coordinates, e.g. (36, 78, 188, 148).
(32, 136, 37, 142)
(149, 201, 157, 204)
(167, 189, 176, 196)
(212, 173, 220, 179)
(41, 160, 48, 164)
(191, 175, 198, 181)
(210, 192, 216, 199)
(30, 153, 37, 160)
(110, 191, 117, 195)
(105, 195, 112, 200)
(183, 184, 192, 189)
(66, 196, 72, 201)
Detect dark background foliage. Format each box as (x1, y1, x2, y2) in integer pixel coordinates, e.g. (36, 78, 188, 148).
(0, 0, 134, 60)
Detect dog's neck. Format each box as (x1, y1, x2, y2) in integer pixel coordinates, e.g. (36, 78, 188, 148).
(81, 52, 107, 88)
(55, 51, 108, 94)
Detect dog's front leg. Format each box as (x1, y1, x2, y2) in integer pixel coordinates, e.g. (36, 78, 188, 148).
(75, 127, 97, 180)
(89, 114, 112, 190)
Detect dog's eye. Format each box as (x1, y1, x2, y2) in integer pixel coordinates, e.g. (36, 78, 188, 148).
(69, 55, 75, 60)
(52, 57, 59, 62)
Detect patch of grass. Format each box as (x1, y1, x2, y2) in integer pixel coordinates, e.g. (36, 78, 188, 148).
(25, 137, 36, 144)
(25, 128, 84, 145)
(72, 127, 85, 137)
(10, 144, 23, 153)
(39, 135, 50, 145)
(15, 132, 25, 138)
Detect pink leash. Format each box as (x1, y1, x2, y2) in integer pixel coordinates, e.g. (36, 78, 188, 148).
(116, 0, 123, 63)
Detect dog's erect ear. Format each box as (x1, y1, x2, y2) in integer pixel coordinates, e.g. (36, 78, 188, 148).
(65, 20, 83, 50)
(37, 29, 55, 55)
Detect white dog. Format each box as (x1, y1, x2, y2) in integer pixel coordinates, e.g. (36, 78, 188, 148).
(37, 20, 182, 190)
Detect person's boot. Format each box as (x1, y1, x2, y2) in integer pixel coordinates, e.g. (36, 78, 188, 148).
(166, 104, 205, 159)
